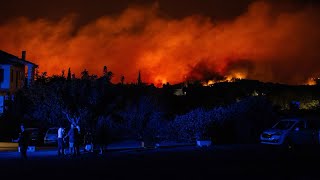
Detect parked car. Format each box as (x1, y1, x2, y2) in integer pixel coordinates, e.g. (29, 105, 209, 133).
(260, 117, 320, 147)
(44, 127, 59, 145)
(12, 128, 44, 146)
(25, 128, 44, 146)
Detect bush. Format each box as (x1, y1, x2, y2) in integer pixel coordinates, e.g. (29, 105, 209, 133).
(218, 96, 276, 143)
(169, 96, 276, 143)
(169, 108, 226, 142)
(118, 96, 166, 145)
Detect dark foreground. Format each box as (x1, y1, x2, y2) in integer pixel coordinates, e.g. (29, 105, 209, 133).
(0, 144, 320, 180)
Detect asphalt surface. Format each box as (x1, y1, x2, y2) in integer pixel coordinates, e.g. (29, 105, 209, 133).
(0, 144, 320, 180)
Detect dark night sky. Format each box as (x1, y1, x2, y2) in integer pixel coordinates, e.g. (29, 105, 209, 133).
(0, 0, 315, 23)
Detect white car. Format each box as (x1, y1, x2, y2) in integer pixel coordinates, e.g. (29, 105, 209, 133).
(260, 118, 320, 146)
(44, 127, 59, 145)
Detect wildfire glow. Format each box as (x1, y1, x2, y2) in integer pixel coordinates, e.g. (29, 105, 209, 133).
(154, 76, 168, 87)
(226, 72, 246, 82)
(0, 1, 320, 86)
(203, 80, 216, 87)
(202, 72, 247, 86)
(305, 78, 317, 86)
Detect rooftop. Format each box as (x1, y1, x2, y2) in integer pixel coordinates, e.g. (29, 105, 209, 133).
(0, 50, 37, 67)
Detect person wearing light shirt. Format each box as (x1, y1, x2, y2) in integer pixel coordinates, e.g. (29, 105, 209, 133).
(57, 125, 65, 156)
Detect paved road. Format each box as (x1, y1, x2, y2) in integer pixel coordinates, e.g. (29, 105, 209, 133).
(0, 144, 320, 179)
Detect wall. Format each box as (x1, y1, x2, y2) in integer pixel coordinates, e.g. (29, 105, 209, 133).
(0, 64, 11, 90)
(9, 65, 25, 93)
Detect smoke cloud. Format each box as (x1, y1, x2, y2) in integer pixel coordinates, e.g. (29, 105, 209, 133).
(0, 1, 319, 86)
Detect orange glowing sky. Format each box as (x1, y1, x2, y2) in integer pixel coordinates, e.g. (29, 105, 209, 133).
(0, 1, 319, 86)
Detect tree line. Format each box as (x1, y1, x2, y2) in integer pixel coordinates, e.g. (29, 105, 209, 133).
(1, 67, 320, 144)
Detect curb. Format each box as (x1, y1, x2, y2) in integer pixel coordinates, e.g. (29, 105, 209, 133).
(104, 143, 196, 152)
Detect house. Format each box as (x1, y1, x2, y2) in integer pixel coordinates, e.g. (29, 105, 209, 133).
(0, 50, 38, 113)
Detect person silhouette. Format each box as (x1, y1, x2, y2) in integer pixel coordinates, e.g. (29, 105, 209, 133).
(13, 123, 30, 160)
(64, 124, 75, 156)
(57, 125, 65, 156)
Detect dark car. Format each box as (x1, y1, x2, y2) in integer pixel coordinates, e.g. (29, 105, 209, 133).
(25, 128, 44, 146)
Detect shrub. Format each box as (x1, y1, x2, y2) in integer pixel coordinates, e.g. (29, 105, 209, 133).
(169, 108, 218, 142)
(300, 100, 319, 110)
(169, 96, 275, 143)
(222, 96, 276, 143)
(118, 96, 165, 145)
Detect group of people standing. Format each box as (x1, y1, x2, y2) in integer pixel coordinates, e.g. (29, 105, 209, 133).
(58, 123, 109, 156)
(14, 121, 109, 159)
(58, 124, 81, 157)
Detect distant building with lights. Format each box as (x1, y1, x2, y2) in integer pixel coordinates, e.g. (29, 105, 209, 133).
(0, 50, 38, 114)
(173, 82, 187, 96)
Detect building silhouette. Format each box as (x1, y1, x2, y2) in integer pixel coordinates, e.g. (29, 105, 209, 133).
(0, 50, 38, 113)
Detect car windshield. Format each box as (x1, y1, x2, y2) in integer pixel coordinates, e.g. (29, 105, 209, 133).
(273, 120, 296, 130)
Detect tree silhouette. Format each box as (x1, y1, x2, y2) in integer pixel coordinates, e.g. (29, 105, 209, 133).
(120, 75, 125, 85)
(81, 69, 89, 80)
(61, 70, 65, 78)
(106, 71, 113, 82)
(137, 70, 142, 85)
(35, 71, 48, 84)
(103, 66, 107, 76)
(119, 96, 162, 146)
(102, 66, 113, 83)
(67, 68, 71, 81)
